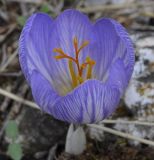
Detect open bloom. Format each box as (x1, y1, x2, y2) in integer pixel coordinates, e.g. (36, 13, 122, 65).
(19, 9, 134, 124)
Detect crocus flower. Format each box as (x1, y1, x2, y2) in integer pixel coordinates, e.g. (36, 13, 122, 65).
(19, 9, 134, 124)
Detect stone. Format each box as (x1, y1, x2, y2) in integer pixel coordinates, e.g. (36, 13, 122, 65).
(18, 107, 68, 154)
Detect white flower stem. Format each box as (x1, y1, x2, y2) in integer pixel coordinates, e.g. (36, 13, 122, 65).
(65, 124, 86, 155)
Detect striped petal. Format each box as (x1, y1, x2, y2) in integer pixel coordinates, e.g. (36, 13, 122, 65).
(49, 9, 92, 95)
(30, 70, 59, 114)
(50, 59, 126, 124)
(19, 13, 54, 84)
(51, 81, 120, 124)
(19, 10, 134, 124)
(30, 59, 126, 124)
(19, 10, 93, 96)
(90, 18, 134, 82)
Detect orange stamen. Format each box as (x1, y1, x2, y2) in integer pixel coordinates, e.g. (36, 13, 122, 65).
(80, 63, 87, 76)
(54, 55, 66, 60)
(68, 60, 78, 88)
(78, 41, 89, 55)
(53, 37, 96, 88)
(53, 47, 76, 62)
(77, 75, 84, 84)
(86, 57, 96, 79)
(53, 48, 65, 55)
(73, 36, 78, 54)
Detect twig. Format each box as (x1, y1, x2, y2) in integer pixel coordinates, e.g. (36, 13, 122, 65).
(140, 12, 154, 18)
(20, 3, 28, 17)
(0, 88, 39, 109)
(0, 71, 22, 77)
(1, 44, 7, 66)
(0, 24, 16, 44)
(78, 2, 154, 13)
(6, 0, 43, 4)
(0, 86, 11, 112)
(0, 10, 9, 21)
(1, 88, 154, 146)
(12, 82, 29, 113)
(102, 119, 154, 126)
(47, 144, 57, 160)
(0, 48, 18, 72)
(0, 108, 13, 141)
(87, 124, 154, 146)
(0, 87, 154, 126)
(0, 88, 154, 146)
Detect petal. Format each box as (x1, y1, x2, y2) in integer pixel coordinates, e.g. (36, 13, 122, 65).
(19, 11, 134, 125)
(49, 9, 92, 95)
(91, 18, 134, 81)
(19, 13, 54, 84)
(51, 9, 92, 60)
(50, 58, 127, 124)
(108, 59, 128, 91)
(110, 19, 134, 80)
(51, 80, 120, 124)
(30, 70, 60, 114)
(30, 60, 125, 124)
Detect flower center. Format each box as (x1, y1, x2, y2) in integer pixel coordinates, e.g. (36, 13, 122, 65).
(53, 37, 95, 88)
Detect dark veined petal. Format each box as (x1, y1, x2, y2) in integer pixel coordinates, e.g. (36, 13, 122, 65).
(30, 70, 60, 114)
(19, 10, 93, 96)
(49, 9, 92, 95)
(19, 10, 134, 124)
(50, 59, 126, 124)
(51, 9, 92, 60)
(29, 59, 125, 124)
(90, 18, 134, 82)
(110, 19, 134, 80)
(19, 13, 54, 84)
(51, 80, 120, 124)
(107, 59, 128, 95)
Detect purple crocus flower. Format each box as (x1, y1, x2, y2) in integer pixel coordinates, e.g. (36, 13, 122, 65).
(19, 9, 134, 124)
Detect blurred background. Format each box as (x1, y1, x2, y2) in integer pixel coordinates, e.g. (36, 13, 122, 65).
(0, 0, 154, 159)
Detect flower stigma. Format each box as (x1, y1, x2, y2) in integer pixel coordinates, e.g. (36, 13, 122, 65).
(53, 37, 95, 89)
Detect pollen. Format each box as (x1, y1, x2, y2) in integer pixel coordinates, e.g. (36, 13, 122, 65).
(53, 37, 96, 88)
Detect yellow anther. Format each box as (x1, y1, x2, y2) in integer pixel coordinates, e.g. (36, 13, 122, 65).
(53, 48, 65, 55)
(68, 60, 78, 88)
(86, 57, 95, 65)
(85, 57, 95, 79)
(78, 41, 89, 55)
(54, 55, 65, 60)
(53, 48, 76, 62)
(86, 65, 93, 79)
(77, 76, 84, 84)
(81, 63, 87, 69)
(80, 63, 88, 76)
(73, 37, 78, 53)
(86, 56, 91, 62)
